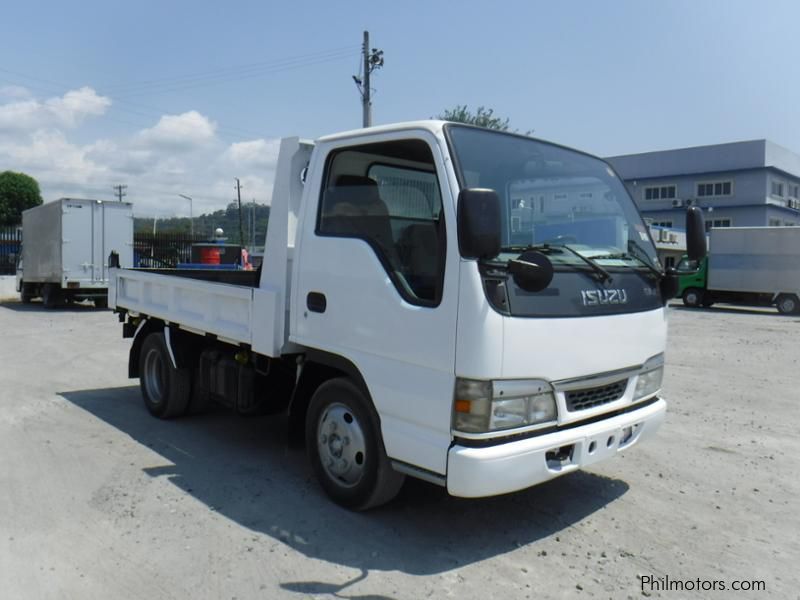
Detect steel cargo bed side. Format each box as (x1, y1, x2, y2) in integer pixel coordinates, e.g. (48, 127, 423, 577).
(109, 268, 285, 356)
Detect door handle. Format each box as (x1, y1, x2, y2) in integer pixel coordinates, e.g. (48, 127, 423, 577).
(306, 292, 327, 313)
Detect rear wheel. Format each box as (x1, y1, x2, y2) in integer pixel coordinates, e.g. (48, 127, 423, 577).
(776, 294, 800, 315)
(42, 284, 63, 308)
(139, 332, 192, 418)
(306, 378, 405, 510)
(682, 287, 703, 308)
(19, 282, 33, 304)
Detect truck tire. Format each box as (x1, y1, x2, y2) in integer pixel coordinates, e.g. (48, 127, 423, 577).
(682, 287, 703, 308)
(776, 294, 800, 315)
(139, 332, 192, 419)
(19, 282, 33, 304)
(42, 284, 63, 308)
(306, 378, 405, 510)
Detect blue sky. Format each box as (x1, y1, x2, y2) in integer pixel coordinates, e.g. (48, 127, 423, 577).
(1, 0, 798, 216)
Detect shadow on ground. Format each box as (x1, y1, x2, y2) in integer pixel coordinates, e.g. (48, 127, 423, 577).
(667, 302, 783, 317)
(60, 386, 629, 583)
(1, 300, 108, 312)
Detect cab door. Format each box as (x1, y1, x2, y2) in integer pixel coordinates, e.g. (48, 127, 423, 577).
(291, 131, 458, 475)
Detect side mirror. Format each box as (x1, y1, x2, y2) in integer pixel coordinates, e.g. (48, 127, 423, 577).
(457, 188, 501, 260)
(686, 207, 707, 262)
(509, 250, 554, 292)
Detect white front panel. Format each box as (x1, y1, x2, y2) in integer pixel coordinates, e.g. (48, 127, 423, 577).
(456, 262, 668, 381)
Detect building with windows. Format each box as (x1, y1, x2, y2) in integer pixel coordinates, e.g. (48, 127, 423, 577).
(606, 139, 800, 231)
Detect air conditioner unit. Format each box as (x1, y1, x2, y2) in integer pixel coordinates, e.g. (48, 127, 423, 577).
(672, 199, 684, 207)
(685, 199, 693, 207)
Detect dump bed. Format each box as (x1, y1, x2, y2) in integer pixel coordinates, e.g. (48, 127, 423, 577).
(109, 268, 285, 356)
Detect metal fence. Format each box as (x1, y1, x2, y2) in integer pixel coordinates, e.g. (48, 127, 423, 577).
(133, 231, 206, 267)
(0, 225, 22, 275)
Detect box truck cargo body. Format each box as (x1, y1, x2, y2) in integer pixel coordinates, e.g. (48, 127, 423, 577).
(17, 198, 133, 307)
(677, 226, 800, 314)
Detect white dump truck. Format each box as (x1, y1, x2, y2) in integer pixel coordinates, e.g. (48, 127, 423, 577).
(18, 198, 133, 308)
(109, 121, 706, 509)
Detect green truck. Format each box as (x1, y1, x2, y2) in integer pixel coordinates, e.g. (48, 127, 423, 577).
(676, 226, 800, 315)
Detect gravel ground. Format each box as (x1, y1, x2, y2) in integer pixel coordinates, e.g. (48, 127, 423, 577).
(0, 301, 797, 600)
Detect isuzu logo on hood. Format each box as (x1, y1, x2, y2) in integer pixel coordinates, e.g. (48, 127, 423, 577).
(581, 288, 628, 306)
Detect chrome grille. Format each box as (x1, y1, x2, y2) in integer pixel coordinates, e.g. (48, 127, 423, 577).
(565, 379, 627, 411)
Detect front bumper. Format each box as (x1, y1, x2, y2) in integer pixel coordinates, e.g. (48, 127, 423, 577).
(446, 397, 666, 497)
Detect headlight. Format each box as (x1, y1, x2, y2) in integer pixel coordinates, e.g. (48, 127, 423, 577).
(453, 378, 557, 433)
(634, 354, 664, 401)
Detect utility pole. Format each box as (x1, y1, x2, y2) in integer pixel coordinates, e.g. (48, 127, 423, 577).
(113, 184, 127, 202)
(235, 178, 245, 247)
(178, 194, 193, 237)
(353, 31, 384, 127)
(251, 198, 256, 249)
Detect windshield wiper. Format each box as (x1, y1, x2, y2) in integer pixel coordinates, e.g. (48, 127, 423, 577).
(553, 243, 612, 282)
(501, 243, 611, 282)
(588, 243, 663, 279)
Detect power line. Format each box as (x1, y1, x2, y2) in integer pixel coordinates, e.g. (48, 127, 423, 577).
(0, 44, 360, 140)
(99, 45, 359, 96)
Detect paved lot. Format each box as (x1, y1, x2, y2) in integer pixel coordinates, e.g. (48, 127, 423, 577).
(0, 301, 798, 599)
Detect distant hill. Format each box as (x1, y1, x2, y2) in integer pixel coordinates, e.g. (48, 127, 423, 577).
(134, 202, 270, 246)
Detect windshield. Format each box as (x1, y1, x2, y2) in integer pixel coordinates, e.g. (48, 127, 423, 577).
(445, 125, 659, 270)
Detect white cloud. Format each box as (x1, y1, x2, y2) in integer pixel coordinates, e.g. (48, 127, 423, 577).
(0, 85, 32, 100)
(225, 138, 280, 169)
(137, 110, 217, 149)
(0, 92, 276, 218)
(0, 86, 110, 131)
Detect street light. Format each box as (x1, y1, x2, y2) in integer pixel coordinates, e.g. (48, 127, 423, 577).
(178, 194, 193, 237)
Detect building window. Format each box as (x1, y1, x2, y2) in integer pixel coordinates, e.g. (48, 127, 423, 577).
(697, 181, 732, 197)
(651, 220, 673, 228)
(771, 181, 784, 197)
(705, 218, 732, 232)
(644, 185, 677, 200)
(789, 184, 799, 199)
(769, 218, 782, 226)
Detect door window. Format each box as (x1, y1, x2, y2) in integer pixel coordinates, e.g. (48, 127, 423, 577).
(317, 139, 446, 306)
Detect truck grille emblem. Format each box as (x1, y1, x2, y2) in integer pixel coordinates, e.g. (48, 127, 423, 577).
(581, 289, 628, 306)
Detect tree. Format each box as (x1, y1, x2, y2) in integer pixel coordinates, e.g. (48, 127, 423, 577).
(0, 171, 43, 225)
(436, 105, 532, 135)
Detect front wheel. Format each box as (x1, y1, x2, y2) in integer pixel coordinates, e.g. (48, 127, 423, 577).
(776, 294, 800, 315)
(682, 287, 703, 308)
(139, 332, 192, 418)
(306, 378, 405, 510)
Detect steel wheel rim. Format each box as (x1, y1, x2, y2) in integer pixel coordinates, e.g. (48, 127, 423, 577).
(317, 402, 367, 488)
(686, 291, 699, 305)
(143, 348, 166, 405)
(781, 298, 796, 313)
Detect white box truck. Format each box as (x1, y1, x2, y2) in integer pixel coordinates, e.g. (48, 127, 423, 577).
(677, 226, 800, 314)
(17, 198, 133, 308)
(109, 122, 706, 509)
